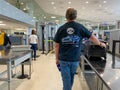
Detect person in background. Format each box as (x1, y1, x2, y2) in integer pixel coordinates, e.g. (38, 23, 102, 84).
(4, 33, 11, 47)
(54, 8, 106, 90)
(29, 29, 38, 60)
(0, 29, 11, 47)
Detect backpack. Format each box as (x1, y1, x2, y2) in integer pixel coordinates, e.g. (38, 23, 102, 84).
(0, 32, 10, 46)
(0, 32, 5, 45)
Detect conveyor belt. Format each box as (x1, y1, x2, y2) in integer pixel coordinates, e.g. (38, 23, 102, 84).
(83, 57, 106, 73)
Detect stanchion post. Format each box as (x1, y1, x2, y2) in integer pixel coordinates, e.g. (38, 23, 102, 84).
(40, 25, 45, 54)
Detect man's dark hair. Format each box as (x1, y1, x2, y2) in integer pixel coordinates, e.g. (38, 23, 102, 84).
(66, 8, 77, 20)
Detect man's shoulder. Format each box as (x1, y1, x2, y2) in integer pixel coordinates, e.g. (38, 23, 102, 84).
(74, 22, 83, 26)
(57, 25, 65, 32)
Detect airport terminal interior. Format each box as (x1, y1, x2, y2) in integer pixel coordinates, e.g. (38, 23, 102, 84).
(0, 0, 120, 90)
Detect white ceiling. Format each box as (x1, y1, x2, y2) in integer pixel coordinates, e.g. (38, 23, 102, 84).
(35, 0, 120, 23)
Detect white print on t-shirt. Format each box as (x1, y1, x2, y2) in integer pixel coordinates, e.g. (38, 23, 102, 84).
(67, 28, 74, 35)
(61, 35, 80, 47)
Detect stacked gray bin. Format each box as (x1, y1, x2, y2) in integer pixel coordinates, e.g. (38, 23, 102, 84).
(109, 30, 120, 55)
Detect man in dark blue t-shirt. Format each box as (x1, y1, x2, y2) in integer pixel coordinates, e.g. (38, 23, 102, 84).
(54, 8, 106, 90)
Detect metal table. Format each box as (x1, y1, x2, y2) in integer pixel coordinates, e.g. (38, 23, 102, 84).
(0, 48, 32, 90)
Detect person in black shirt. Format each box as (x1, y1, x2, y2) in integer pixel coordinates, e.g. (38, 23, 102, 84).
(4, 33, 11, 46)
(0, 30, 11, 47)
(54, 8, 106, 90)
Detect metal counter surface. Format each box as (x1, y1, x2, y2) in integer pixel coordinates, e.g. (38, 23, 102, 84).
(0, 48, 31, 62)
(0, 48, 32, 90)
(83, 54, 120, 90)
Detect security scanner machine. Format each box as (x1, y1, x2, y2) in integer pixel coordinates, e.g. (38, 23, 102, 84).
(101, 30, 120, 57)
(39, 23, 57, 54)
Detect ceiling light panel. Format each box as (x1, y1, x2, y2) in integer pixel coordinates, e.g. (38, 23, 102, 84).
(51, 16, 56, 18)
(0, 24, 6, 26)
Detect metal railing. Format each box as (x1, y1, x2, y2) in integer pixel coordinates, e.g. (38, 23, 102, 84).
(80, 55, 111, 90)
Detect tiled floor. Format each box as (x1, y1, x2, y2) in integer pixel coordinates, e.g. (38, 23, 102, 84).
(14, 51, 83, 90)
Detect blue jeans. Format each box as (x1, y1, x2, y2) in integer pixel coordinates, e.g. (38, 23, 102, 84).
(59, 60, 79, 90)
(30, 44, 37, 59)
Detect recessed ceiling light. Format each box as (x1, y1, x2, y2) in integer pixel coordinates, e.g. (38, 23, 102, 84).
(115, 77, 119, 80)
(100, 74, 103, 77)
(23, 8, 27, 10)
(107, 82, 110, 85)
(51, 2, 55, 5)
(51, 16, 56, 19)
(68, 2, 71, 4)
(103, 1, 107, 3)
(85, 1, 89, 4)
